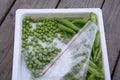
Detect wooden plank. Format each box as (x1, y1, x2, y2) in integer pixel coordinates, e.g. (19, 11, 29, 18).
(0, 0, 59, 79)
(0, 44, 13, 80)
(0, 0, 15, 24)
(102, 0, 120, 75)
(58, 0, 104, 8)
(112, 56, 120, 80)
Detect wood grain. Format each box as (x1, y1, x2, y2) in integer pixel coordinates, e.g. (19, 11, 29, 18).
(112, 56, 120, 80)
(0, 0, 59, 79)
(0, 44, 13, 80)
(0, 0, 15, 24)
(58, 0, 104, 8)
(102, 0, 120, 75)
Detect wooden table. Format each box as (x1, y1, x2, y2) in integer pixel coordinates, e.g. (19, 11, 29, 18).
(0, 0, 120, 80)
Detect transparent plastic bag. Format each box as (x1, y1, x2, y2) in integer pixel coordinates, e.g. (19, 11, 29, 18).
(40, 22, 97, 80)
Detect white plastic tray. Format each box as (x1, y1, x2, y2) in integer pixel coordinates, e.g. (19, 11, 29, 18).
(12, 8, 111, 80)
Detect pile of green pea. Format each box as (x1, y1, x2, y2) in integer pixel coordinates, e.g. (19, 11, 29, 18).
(21, 16, 77, 79)
(21, 12, 104, 80)
(22, 17, 61, 79)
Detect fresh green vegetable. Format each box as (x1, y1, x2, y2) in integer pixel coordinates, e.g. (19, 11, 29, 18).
(89, 12, 97, 24)
(93, 48, 99, 62)
(88, 66, 101, 77)
(72, 18, 88, 24)
(89, 60, 97, 68)
(22, 17, 63, 79)
(94, 31, 100, 48)
(21, 13, 104, 80)
(95, 49, 102, 62)
(87, 74, 95, 80)
(56, 18, 80, 32)
(64, 17, 84, 21)
(86, 12, 104, 80)
(58, 23, 76, 34)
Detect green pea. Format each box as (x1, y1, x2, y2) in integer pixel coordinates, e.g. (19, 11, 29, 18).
(22, 43, 26, 48)
(21, 49, 26, 53)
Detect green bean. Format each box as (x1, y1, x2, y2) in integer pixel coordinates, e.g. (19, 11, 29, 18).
(72, 19, 88, 24)
(98, 61, 102, 68)
(97, 68, 104, 75)
(89, 60, 97, 68)
(87, 74, 95, 80)
(88, 66, 99, 75)
(95, 31, 100, 48)
(56, 18, 80, 32)
(89, 12, 97, 24)
(87, 14, 103, 79)
(73, 23, 85, 29)
(58, 23, 76, 34)
(95, 49, 102, 62)
(64, 17, 84, 21)
(93, 48, 99, 62)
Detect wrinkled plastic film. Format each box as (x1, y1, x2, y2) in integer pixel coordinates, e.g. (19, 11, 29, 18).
(40, 22, 97, 80)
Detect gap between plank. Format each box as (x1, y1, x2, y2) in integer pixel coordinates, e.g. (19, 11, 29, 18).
(55, 0, 61, 8)
(111, 50, 120, 79)
(101, 0, 105, 9)
(0, 0, 16, 26)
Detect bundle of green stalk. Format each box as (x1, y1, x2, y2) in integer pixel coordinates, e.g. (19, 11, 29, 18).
(86, 13, 104, 80)
(21, 12, 104, 80)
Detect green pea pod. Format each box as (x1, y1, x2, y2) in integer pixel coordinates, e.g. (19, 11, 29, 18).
(98, 61, 102, 68)
(72, 19, 88, 24)
(56, 18, 80, 32)
(95, 31, 100, 48)
(74, 23, 85, 29)
(88, 66, 103, 78)
(97, 68, 104, 76)
(89, 12, 97, 24)
(58, 24, 76, 34)
(64, 17, 84, 21)
(95, 49, 102, 62)
(89, 60, 97, 68)
(87, 74, 95, 80)
(73, 23, 85, 29)
(93, 48, 99, 62)
(88, 66, 99, 75)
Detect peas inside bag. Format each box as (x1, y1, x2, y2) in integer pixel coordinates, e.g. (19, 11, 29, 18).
(40, 22, 97, 80)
